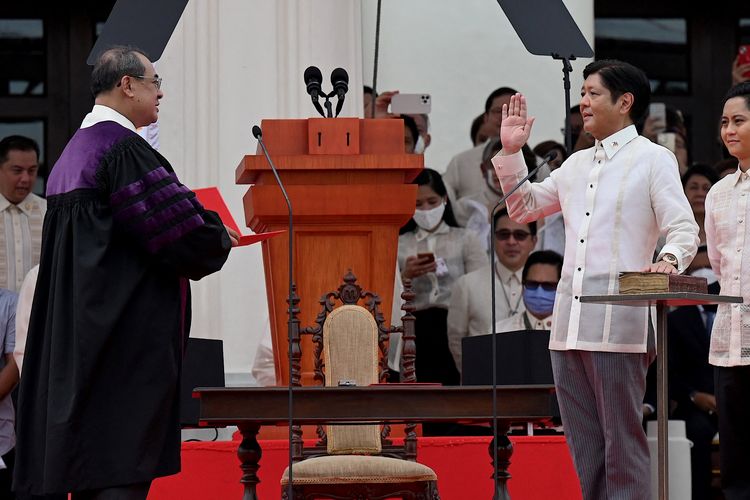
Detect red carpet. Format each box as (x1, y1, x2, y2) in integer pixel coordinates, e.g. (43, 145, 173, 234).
(149, 436, 582, 499)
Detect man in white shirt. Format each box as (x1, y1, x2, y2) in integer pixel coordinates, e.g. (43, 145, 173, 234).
(493, 60, 699, 499)
(447, 208, 537, 372)
(443, 87, 517, 201)
(704, 81, 750, 500)
(495, 250, 562, 333)
(0, 135, 46, 292)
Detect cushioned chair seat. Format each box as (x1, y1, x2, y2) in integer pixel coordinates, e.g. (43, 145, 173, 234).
(280, 455, 437, 485)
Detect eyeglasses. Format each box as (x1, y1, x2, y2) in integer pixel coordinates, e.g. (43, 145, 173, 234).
(495, 229, 532, 241)
(131, 75, 162, 90)
(523, 280, 558, 292)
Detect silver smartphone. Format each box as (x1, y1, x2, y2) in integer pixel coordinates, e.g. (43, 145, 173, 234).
(649, 102, 666, 133)
(391, 93, 431, 115)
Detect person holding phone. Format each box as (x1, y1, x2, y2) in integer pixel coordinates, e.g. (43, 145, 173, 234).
(493, 60, 699, 498)
(704, 81, 750, 499)
(397, 169, 486, 390)
(732, 45, 750, 86)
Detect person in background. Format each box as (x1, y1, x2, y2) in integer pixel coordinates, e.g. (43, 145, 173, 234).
(397, 168, 486, 388)
(533, 140, 567, 170)
(704, 81, 750, 500)
(667, 257, 720, 500)
(0, 136, 46, 293)
(402, 114, 419, 154)
(443, 87, 518, 200)
(682, 164, 719, 249)
(731, 52, 750, 86)
(495, 250, 563, 333)
(363, 85, 376, 118)
(447, 208, 537, 371)
(407, 113, 431, 154)
(0, 288, 17, 500)
(471, 112, 499, 147)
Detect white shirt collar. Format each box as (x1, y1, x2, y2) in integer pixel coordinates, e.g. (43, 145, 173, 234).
(495, 260, 522, 284)
(415, 221, 450, 241)
(80, 104, 136, 132)
(0, 192, 38, 216)
(594, 124, 638, 160)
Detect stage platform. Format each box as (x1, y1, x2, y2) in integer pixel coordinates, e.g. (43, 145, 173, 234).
(149, 435, 582, 499)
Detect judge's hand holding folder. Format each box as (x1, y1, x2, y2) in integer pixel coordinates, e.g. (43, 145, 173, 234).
(193, 187, 284, 247)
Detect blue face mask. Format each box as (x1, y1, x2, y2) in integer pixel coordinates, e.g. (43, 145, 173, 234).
(523, 284, 556, 318)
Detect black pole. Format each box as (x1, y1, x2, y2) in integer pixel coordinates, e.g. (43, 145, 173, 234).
(553, 54, 575, 155)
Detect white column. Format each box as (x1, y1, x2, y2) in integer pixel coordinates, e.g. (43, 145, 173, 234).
(156, 0, 364, 386)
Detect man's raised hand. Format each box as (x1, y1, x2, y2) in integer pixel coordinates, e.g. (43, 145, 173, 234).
(500, 93, 535, 155)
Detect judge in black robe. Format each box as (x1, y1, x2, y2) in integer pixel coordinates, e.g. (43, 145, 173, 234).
(13, 47, 234, 497)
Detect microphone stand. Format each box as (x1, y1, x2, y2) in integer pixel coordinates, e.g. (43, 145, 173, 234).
(552, 54, 576, 155)
(254, 126, 295, 499)
(488, 151, 555, 500)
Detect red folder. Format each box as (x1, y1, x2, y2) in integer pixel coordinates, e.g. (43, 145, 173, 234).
(193, 187, 284, 246)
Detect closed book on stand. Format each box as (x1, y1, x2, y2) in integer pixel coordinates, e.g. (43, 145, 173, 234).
(618, 272, 707, 294)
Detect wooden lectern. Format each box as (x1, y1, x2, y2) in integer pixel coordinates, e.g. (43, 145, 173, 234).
(237, 118, 422, 385)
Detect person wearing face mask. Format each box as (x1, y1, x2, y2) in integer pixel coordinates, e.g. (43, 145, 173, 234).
(397, 169, 486, 389)
(495, 250, 563, 333)
(447, 208, 538, 372)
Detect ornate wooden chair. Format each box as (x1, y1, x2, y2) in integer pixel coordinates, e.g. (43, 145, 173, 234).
(280, 270, 440, 499)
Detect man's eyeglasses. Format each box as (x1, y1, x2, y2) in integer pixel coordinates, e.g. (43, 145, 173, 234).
(495, 229, 532, 241)
(523, 280, 558, 292)
(131, 75, 162, 90)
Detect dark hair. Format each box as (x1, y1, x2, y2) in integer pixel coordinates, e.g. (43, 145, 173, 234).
(583, 59, 651, 123)
(532, 140, 567, 164)
(0, 135, 40, 164)
(90, 45, 149, 97)
(363, 85, 375, 97)
(470, 114, 485, 144)
(482, 137, 503, 163)
(484, 87, 519, 114)
(723, 81, 750, 110)
(399, 168, 459, 234)
(402, 115, 419, 150)
(522, 250, 564, 282)
(713, 157, 738, 177)
(493, 206, 537, 236)
(681, 163, 719, 188)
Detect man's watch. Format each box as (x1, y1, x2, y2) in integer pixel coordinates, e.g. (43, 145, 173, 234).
(661, 253, 678, 267)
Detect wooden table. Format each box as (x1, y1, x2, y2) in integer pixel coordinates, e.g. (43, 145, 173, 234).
(580, 293, 742, 500)
(195, 384, 556, 500)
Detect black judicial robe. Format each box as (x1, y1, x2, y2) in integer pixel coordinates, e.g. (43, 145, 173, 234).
(13, 121, 232, 494)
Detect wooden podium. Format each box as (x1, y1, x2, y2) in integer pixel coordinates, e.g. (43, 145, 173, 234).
(237, 118, 422, 385)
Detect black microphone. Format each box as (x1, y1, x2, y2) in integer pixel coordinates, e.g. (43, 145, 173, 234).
(303, 66, 326, 117)
(487, 149, 557, 496)
(330, 67, 349, 117)
(253, 125, 296, 498)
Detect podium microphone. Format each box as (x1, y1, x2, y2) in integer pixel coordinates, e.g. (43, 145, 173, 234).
(252, 124, 296, 497)
(330, 67, 349, 117)
(303, 66, 326, 117)
(487, 149, 557, 493)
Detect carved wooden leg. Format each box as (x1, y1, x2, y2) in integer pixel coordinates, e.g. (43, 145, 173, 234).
(489, 422, 513, 500)
(237, 423, 262, 500)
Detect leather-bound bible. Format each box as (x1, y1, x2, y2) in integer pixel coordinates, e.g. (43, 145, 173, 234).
(618, 272, 708, 294)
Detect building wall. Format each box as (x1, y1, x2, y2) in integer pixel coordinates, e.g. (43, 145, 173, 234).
(155, 0, 593, 384)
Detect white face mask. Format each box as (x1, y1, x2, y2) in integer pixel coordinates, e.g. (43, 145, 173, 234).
(413, 203, 445, 230)
(413, 135, 426, 154)
(691, 267, 718, 285)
